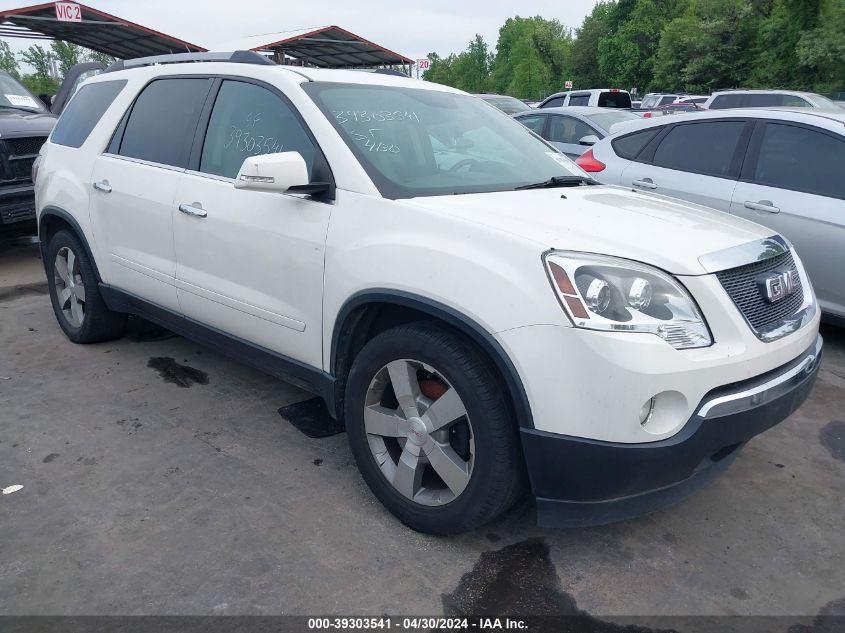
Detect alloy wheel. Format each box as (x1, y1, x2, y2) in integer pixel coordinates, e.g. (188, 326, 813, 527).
(363, 359, 475, 506)
(53, 246, 86, 328)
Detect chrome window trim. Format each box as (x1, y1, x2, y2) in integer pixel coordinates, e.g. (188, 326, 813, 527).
(101, 152, 185, 173)
(698, 234, 789, 274)
(184, 169, 234, 184)
(697, 334, 822, 419)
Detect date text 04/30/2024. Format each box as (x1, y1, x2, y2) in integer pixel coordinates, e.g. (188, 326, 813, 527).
(307, 618, 528, 630)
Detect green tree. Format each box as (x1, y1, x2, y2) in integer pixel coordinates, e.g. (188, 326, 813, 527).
(86, 49, 116, 67)
(751, 0, 824, 89)
(19, 44, 53, 80)
(489, 16, 572, 99)
(51, 40, 85, 75)
(795, 0, 845, 93)
(570, 2, 613, 90)
(0, 40, 19, 77)
(451, 34, 492, 93)
(598, 0, 685, 92)
(653, 0, 759, 92)
(424, 52, 457, 86)
(19, 44, 58, 94)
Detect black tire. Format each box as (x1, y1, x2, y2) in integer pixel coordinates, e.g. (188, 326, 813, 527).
(46, 229, 126, 343)
(345, 321, 525, 535)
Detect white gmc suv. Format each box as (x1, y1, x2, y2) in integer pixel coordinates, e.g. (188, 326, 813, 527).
(34, 52, 822, 535)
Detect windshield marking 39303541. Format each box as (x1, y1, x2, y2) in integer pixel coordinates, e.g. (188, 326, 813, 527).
(304, 82, 590, 199)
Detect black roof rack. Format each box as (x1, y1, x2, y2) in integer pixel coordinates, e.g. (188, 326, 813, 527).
(105, 50, 273, 73)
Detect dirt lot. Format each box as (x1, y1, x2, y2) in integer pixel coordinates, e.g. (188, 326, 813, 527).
(1, 242, 844, 618)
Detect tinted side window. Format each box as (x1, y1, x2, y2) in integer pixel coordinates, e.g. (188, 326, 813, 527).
(652, 121, 745, 177)
(118, 78, 211, 167)
(200, 80, 316, 180)
(569, 95, 590, 106)
(612, 128, 661, 160)
(51, 80, 126, 148)
(753, 123, 845, 199)
(597, 92, 632, 108)
(710, 94, 744, 109)
(517, 114, 547, 135)
(745, 93, 786, 107)
(548, 116, 595, 144)
(542, 97, 565, 108)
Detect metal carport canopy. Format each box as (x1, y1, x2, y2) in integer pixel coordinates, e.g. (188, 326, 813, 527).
(0, 2, 206, 58)
(219, 25, 414, 68)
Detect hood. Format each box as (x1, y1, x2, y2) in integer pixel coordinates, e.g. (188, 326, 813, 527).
(0, 110, 56, 137)
(406, 185, 773, 275)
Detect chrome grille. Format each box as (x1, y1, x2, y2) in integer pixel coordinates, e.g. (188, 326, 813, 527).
(716, 251, 804, 332)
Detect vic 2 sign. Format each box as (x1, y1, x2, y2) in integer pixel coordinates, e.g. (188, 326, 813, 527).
(417, 59, 431, 71)
(55, 2, 82, 22)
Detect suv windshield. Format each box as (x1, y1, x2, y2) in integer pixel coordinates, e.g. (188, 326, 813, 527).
(0, 72, 47, 112)
(304, 82, 587, 199)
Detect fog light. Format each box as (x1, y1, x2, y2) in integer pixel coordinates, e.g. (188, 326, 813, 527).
(639, 397, 655, 425)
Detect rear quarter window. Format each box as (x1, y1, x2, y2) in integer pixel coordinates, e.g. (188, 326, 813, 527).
(115, 78, 212, 168)
(611, 128, 661, 160)
(50, 80, 127, 148)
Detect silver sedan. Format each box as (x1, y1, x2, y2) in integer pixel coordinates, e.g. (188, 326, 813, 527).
(587, 108, 845, 321)
(514, 106, 640, 158)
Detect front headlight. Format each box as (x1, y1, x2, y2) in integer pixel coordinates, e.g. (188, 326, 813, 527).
(544, 252, 712, 349)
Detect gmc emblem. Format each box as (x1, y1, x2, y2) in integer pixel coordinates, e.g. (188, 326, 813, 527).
(761, 270, 796, 304)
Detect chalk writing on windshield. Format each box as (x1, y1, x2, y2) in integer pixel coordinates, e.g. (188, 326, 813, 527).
(223, 112, 284, 155)
(333, 110, 420, 124)
(349, 128, 400, 153)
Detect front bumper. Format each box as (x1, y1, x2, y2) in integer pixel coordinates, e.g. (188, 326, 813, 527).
(0, 183, 37, 230)
(521, 334, 822, 528)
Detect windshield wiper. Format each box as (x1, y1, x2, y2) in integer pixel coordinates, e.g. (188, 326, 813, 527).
(514, 175, 597, 190)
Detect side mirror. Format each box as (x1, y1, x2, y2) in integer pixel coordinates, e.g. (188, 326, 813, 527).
(235, 151, 328, 194)
(578, 134, 600, 146)
(38, 93, 53, 108)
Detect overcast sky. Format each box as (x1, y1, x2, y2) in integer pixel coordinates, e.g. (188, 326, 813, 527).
(1, 0, 601, 65)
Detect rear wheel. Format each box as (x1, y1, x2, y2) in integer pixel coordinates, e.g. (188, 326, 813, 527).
(345, 322, 525, 535)
(46, 229, 126, 343)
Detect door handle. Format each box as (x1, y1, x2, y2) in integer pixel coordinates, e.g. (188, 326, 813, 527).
(744, 200, 780, 214)
(92, 180, 112, 193)
(178, 203, 207, 218)
(632, 178, 658, 190)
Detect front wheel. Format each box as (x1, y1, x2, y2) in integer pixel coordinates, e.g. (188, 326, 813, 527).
(344, 322, 525, 535)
